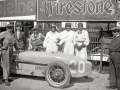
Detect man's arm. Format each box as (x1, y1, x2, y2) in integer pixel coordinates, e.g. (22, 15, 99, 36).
(14, 39, 19, 51)
(22, 32, 27, 49)
(0, 32, 8, 50)
(109, 37, 120, 52)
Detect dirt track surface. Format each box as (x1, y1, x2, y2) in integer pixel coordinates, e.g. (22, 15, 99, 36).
(0, 71, 117, 90)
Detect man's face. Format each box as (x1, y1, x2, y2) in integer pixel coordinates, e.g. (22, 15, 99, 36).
(16, 26, 22, 31)
(51, 27, 56, 32)
(66, 26, 70, 31)
(78, 25, 83, 31)
(112, 31, 119, 37)
(34, 30, 38, 34)
(7, 27, 14, 33)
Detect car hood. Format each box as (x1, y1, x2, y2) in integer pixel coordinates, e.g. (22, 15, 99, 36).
(54, 52, 87, 63)
(17, 51, 88, 65)
(17, 51, 57, 64)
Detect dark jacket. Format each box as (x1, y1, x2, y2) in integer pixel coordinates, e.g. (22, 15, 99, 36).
(14, 31, 26, 50)
(109, 36, 120, 53)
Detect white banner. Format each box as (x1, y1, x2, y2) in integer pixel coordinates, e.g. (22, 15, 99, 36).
(62, 22, 86, 28)
(0, 22, 9, 27)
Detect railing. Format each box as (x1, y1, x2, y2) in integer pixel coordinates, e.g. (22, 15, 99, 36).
(87, 29, 100, 53)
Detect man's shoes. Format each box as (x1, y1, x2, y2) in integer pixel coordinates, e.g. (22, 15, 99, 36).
(105, 86, 117, 89)
(4, 80, 10, 86)
(84, 76, 88, 79)
(2, 79, 13, 82)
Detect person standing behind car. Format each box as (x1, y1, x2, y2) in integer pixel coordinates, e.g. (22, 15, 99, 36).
(0, 24, 19, 86)
(28, 26, 45, 51)
(43, 24, 60, 53)
(14, 23, 26, 50)
(74, 23, 90, 60)
(59, 23, 75, 55)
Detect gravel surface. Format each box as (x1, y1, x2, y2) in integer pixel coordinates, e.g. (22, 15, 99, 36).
(0, 71, 117, 90)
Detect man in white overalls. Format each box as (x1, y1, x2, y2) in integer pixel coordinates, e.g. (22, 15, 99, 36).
(43, 24, 60, 52)
(74, 23, 90, 60)
(59, 23, 75, 55)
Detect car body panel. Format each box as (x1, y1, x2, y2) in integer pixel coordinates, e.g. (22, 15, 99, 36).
(11, 51, 92, 78)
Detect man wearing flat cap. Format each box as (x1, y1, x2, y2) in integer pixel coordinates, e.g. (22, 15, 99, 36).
(106, 26, 120, 90)
(28, 26, 44, 51)
(0, 24, 19, 86)
(43, 24, 61, 52)
(14, 23, 27, 50)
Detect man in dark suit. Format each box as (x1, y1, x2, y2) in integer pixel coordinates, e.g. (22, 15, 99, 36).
(14, 23, 26, 50)
(105, 26, 120, 90)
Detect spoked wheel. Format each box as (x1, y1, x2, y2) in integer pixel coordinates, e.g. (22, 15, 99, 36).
(45, 61, 71, 88)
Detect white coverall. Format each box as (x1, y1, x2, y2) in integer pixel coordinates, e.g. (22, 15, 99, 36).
(74, 30, 90, 60)
(43, 31, 60, 52)
(59, 30, 75, 55)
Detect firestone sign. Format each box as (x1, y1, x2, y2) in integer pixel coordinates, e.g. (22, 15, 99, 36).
(0, 0, 36, 17)
(37, 0, 118, 21)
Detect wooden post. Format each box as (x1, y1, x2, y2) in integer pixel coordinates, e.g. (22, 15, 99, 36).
(99, 37, 103, 73)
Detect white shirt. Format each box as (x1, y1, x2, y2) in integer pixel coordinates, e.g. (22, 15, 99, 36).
(17, 31, 20, 39)
(75, 30, 90, 46)
(43, 31, 60, 47)
(59, 30, 75, 45)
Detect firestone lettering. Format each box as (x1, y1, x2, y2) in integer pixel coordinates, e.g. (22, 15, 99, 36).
(40, 0, 114, 17)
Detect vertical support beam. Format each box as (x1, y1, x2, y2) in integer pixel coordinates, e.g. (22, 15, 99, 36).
(14, 21, 16, 33)
(99, 37, 103, 73)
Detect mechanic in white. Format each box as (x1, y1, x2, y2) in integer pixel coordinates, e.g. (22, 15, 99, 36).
(43, 24, 60, 52)
(59, 23, 75, 55)
(74, 23, 90, 60)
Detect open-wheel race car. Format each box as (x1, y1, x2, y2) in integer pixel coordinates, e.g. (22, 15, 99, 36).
(9, 51, 92, 88)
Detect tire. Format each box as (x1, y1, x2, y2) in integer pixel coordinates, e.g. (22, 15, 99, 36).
(45, 61, 71, 88)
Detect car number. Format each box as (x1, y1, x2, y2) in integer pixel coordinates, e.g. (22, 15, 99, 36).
(69, 60, 85, 73)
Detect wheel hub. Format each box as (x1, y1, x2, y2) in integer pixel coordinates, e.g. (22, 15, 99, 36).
(53, 69, 64, 79)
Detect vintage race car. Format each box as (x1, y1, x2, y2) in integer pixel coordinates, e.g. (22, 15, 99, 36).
(9, 51, 92, 88)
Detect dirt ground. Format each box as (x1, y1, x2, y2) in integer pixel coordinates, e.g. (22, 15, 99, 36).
(0, 70, 117, 90)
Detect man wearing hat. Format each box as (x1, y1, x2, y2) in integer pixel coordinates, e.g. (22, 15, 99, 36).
(43, 24, 61, 52)
(0, 24, 19, 86)
(106, 26, 120, 90)
(28, 26, 44, 51)
(14, 23, 26, 50)
(58, 23, 75, 55)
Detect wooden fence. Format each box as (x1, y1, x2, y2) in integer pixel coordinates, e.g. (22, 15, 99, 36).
(87, 29, 112, 53)
(87, 29, 100, 53)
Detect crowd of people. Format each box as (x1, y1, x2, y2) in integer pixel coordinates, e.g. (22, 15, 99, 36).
(0, 22, 120, 90)
(0, 22, 90, 86)
(27, 22, 90, 60)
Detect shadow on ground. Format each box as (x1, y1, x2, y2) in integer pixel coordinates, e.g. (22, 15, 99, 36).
(11, 73, 45, 81)
(65, 77, 94, 88)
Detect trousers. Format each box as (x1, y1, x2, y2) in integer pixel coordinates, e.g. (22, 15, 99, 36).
(109, 52, 120, 90)
(1, 46, 13, 79)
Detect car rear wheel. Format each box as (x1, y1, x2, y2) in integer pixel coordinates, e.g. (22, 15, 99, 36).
(45, 61, 71, 88)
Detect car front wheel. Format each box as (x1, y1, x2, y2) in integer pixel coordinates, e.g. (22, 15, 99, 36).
(45, 61, 71, 88)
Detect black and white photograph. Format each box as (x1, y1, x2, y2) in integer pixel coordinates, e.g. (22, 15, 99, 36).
(0, 0, 120, 90)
